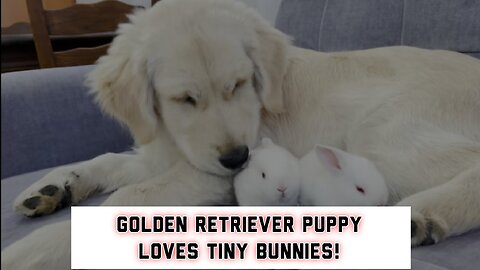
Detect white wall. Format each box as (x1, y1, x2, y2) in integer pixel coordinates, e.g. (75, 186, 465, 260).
(77, 0, 282, 25)
(77, 0, 154, 7)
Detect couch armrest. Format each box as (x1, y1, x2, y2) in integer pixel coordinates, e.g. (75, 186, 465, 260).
(1, 65, 133, 178)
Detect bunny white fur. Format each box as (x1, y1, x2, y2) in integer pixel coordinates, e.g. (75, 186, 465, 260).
(234, 139, 388, 206)
(234, 138, 300, 205)
(299, 145, 389, 206)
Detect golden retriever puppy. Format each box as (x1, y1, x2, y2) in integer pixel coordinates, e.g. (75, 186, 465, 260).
(4, 0, 480, 269)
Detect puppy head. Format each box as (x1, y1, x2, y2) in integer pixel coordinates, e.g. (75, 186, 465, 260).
(88, 0, 290, 176)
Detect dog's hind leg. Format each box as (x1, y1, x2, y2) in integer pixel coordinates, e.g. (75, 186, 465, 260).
(14, 152, 156, 217)
(397, 162, 480, 246)
(349, 117, 480, 246)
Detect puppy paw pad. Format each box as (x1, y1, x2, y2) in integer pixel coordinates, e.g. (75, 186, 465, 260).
(23, 196, 41, 210)
(17, 184, 72, 217)
(39, 185, 60, 196)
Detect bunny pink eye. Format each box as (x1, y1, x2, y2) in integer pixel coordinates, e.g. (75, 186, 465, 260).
(261, 172, 266, 179)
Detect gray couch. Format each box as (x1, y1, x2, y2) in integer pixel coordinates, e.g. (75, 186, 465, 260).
(2, 0, 479, 269)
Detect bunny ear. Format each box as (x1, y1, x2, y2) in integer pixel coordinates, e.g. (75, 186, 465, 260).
(314, 145, 342, 171)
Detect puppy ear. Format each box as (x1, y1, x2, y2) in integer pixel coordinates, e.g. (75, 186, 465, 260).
(314, 145, 343, 171)
(249, 25, 290, 114)
(87, 27, 159, 145)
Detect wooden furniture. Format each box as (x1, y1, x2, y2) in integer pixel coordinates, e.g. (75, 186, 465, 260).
(1, 25, 116, 73)
(26, 0, 142, 68)
(1, 22, 38, 72)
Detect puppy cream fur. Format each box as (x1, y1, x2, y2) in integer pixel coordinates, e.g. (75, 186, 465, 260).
(3, 0, 480, 269)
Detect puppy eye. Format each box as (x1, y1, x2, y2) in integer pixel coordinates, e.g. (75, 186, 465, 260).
(183, 96, 197, 106)
(173, 95, 196, 107)
(261, 172, 266, 179)
(232, 79, 247, 94)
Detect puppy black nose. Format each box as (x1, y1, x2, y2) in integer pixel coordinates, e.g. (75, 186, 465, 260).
(219, 145, 249, 170)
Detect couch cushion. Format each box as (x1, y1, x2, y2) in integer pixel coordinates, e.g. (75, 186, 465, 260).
(1, 165, 109, 250)
(276, 0, 480, 59)
(411, 229, 480, 270)
(403, 0, 480, 52)
(1, 65, 133, 178)
(2, 165, 480, 270)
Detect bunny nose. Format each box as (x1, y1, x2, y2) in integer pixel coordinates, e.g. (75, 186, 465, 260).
(277, 186, 287, 193)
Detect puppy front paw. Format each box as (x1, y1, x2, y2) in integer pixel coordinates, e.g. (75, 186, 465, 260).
(411, 209, 448, 247)
(14, 170, 78, 217)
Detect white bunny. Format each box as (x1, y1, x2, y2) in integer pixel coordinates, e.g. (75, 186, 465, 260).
(233, 138, 300, 206)
(299, 145, 389, 206)
(233, 138, 389, 206)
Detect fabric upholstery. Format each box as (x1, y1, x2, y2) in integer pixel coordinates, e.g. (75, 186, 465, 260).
(1, 66, 133, 178)
(2, 162, 479, 270)
(1, 2, 479, 270)
(1, 164, 110, 250)
(276, 0, 480, 59)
